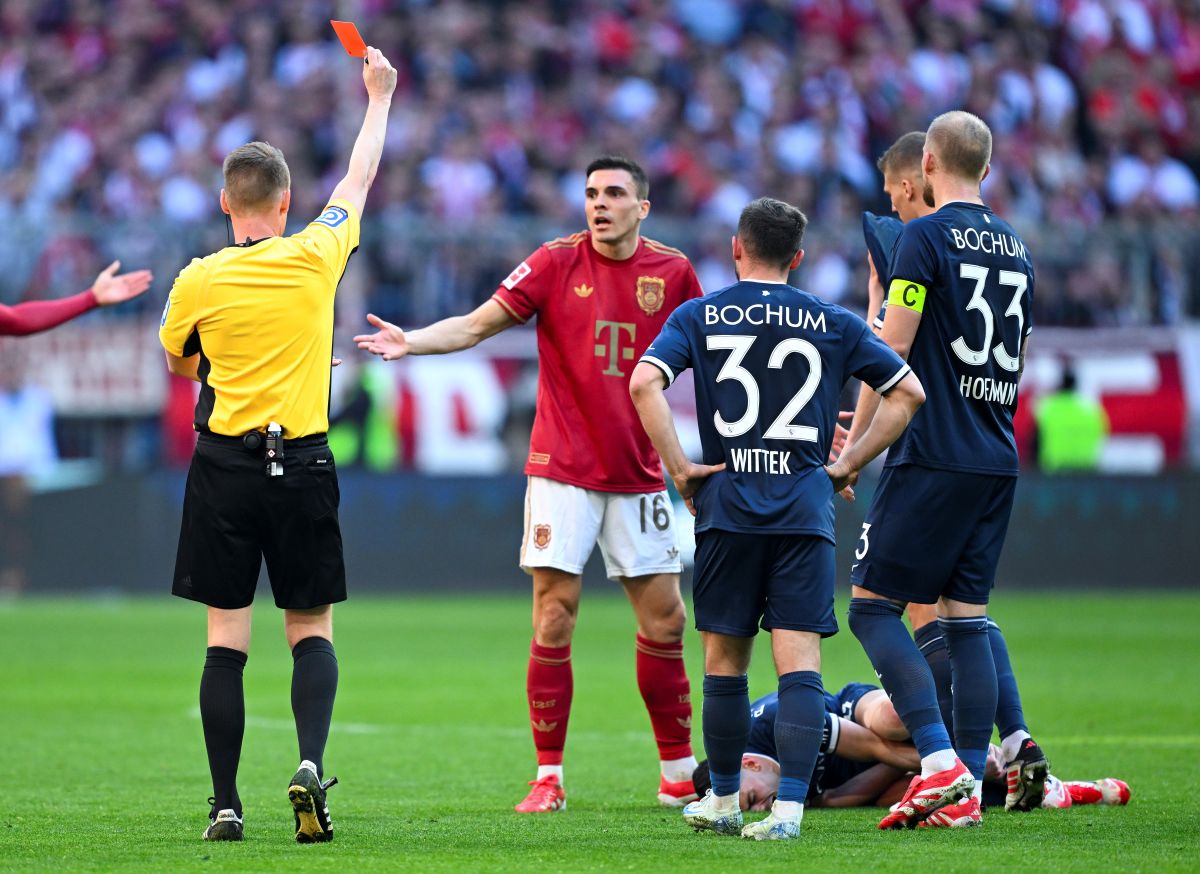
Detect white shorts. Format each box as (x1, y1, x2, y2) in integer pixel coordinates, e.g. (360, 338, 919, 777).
(520, 476, 683, 580)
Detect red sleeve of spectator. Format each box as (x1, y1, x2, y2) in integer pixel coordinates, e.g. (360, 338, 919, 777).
(491, 244, 558, 324)
(0, 290, 97, 337)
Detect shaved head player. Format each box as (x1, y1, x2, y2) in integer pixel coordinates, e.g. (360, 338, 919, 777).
(843, 111, 1037, 830)
(356, 157, 705, 813)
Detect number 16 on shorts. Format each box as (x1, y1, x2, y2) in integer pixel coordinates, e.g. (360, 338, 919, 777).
(520, 476, 682, 579)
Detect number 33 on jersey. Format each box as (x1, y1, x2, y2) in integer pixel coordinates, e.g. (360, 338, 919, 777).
(884, 202, 1035, 477)
(641, 280, 909, 541)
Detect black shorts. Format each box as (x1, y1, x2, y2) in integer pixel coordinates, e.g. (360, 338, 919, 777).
(692, 530, 838, 638)
(172, 434, 347, 610)
(850, 463, 1016, 606)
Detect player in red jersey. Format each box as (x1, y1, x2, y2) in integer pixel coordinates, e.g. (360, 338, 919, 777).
(356, 156, 707, 813)
(0, 261, 153, 336)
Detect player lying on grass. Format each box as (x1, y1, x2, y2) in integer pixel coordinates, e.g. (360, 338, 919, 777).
(690, 686, 1130, 820)
(860, 130, 1051, 812)
(356, 156, 705, 813)
(0, 262, 152, 336)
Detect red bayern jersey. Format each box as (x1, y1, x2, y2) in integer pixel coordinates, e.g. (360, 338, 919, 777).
(492, 231, 703, 492)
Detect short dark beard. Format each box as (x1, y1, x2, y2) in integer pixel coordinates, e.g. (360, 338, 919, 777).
(922, 179, 935, 208)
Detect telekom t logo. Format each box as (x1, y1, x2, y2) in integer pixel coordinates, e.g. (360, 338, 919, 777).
(594, 321, 636, 377)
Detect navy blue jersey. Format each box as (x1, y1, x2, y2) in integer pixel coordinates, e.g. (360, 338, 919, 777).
(642, 280, 909, 540)
(885, 202, 1034, 475)
(863, 212, 903, 330)
(745, 690, 861, 803)
(745, 691, 839, 762)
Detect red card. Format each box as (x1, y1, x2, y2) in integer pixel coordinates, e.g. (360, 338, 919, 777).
(330, 20, 367, 58)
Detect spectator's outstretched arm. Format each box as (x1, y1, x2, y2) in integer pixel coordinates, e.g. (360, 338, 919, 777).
(353, 299, 516, 360)
(328, 47, 398, 216)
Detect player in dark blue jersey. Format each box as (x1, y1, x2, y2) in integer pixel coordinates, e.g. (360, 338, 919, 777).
(856, 130, 1053, 814)
(843, 111, 1040, 830)
(629, 197, 925, 840)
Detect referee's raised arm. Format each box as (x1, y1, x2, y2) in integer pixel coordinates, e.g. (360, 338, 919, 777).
(328, 46, 397, 217)
(158, 45, 398, 846)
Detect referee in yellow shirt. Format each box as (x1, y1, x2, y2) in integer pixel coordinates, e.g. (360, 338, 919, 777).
(159, 47, 397, 844)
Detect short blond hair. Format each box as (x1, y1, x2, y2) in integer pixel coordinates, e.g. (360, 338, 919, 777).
(222, 141, 291, 212)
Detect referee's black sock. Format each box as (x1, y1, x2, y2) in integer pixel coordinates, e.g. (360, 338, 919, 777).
(291, 636, 338, 777)
(200, 646, 247, 816)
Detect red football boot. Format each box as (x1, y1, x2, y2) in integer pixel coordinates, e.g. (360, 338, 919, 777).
(878, 759, 975, 830)
(657, 775, 698, 807)
(918, 795, 983, 828)
(1064, 778, 1131, 806)
(514, 775, 566, 813)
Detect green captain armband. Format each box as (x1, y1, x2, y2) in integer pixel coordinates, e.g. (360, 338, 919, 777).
(888, 278, 927, 313)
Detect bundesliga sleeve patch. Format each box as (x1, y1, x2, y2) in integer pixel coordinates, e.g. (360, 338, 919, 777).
(887, 278, 927, 314)
(314, 205, 350, 228)
(501, 260, 532, 290)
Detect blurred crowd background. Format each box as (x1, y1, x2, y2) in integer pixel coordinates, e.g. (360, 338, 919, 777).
(0, 0, 1197, 480)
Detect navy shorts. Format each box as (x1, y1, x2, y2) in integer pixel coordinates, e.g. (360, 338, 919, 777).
(827, 682, 880, 724)
(693, 530, 838, 638)
(850, 464, 1016, 605)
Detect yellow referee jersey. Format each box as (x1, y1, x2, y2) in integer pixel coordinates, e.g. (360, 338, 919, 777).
(159, 200, 360, 438)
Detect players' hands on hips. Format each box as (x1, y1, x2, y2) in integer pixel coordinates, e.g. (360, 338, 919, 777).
(363, 47, 398, 103)
(354, 313, 408, 360)
(825, 460, 859, 496)
(672, 462, 725, 516)
(91, 261, 153, 306)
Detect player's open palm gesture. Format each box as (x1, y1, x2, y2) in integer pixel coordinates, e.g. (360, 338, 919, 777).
(672, 462, 725, 517)
(91, 261, 153, 306)
(355, 313, 409, 360)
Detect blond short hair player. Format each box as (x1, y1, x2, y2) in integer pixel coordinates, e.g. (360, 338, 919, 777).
(355, 156, 705, 812)
(160, 47, 397, 843)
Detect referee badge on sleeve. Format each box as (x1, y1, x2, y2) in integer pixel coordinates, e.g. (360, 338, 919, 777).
(314, 205, 350, 228)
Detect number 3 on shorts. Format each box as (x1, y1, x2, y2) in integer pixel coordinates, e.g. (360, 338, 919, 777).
(640, 494, 670, 534)
(855, 523, 872, 561)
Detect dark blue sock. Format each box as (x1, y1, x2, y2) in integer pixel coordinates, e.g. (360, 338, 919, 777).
(988, 620, 1028, 740)
(939, 616, 997, 781)
(848, 598, 951, 759)
(774, 671, 825, 803)
(702, 674, 749, 797)
(913, 621, 955, 736)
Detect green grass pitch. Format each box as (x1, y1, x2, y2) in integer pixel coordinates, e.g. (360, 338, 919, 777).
(2, 590, 1197, 872)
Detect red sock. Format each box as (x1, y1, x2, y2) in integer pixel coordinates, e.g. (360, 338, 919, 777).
(527, 640, 572, 766)
(635, 634, 693, 761)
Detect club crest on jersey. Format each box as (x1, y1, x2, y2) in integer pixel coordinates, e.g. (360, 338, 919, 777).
(502, 260, 532, 290)
(533, 524, 552, 550)
(636, 276, 666, 316)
